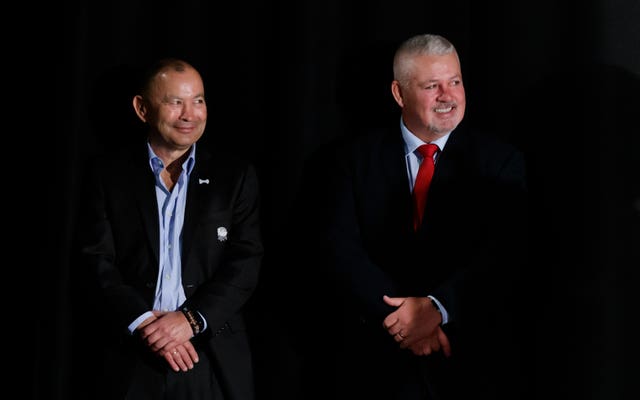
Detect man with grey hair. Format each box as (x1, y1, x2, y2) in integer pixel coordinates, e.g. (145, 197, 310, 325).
(323, 33, 529, 399)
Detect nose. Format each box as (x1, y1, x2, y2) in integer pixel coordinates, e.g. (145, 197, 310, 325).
(180, 103, 195, 120)
(437, 84, 453, 100)
(437, 85, 454, 102)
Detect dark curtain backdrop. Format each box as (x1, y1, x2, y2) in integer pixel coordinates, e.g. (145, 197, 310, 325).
(34, 0, 639, 399)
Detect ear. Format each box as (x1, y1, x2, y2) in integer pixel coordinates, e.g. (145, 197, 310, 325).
(391, 80, 404, 108)
(132, 95, 148, 122)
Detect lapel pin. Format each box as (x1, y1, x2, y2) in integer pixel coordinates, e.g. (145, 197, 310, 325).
(199, 178, 210, 184)
(217, 227, 228, 242)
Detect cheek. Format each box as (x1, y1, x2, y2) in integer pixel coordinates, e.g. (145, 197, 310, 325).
(160, 109, 181, 121)
(195, 108, 207, 120)
(414, 92, 436, 107)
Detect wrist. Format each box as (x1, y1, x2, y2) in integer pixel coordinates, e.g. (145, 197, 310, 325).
(181, 307, 204, 336)
(428, 297, 445, 325)
(430, 298, 442, 314)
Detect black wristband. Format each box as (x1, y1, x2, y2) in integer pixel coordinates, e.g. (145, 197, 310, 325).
(181, 307, 204, 336)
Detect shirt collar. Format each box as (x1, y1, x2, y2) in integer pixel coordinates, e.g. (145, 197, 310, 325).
(147, 142, 197, 176)
(400, 117, 452, 156)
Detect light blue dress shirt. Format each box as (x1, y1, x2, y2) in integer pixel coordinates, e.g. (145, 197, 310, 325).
(128, 143, 196, 333)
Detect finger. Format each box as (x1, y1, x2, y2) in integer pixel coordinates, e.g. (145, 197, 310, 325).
(408, 343, 424, 355)
(157, 340, 181, 355)
(184, 343, 200, 364)
(176, 348, 194, 370)
(399, 332, 418, 348)
(139, 323, 157, 340)
(382, 316, 399, 331)
(143, 329, 166, 347)
(172, 349, 189, 372)
(389, 328, 403, 337)
(438, 329, 452, 357)
(143, 330, 159, 347)
(151, 336, 172, 352)
(163, 351, 181, 372)
(400, 335, 418, 349)
(416, 339, 434, 356)
(382, 295, 405, 307)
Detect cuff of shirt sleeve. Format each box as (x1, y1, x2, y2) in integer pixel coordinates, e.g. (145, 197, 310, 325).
(128, 311, 155, 334)
(427, 295, 449, 325)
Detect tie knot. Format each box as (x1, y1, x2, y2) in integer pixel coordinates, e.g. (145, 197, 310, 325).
(417, 143, 439, 158)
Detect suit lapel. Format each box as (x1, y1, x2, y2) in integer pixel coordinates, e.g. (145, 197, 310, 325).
(433, 126, 468, 182)
(380, 129, 414, 229)
(130, 144, 161, 264)
(181, 148, 214, 268)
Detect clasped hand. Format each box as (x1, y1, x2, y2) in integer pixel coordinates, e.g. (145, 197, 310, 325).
(382, 295, 451, 357)
(137, 310, 200, 372)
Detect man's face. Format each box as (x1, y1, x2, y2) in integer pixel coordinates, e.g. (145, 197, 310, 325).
(394, 53, 466, 140)
(141, 67, 207, 152)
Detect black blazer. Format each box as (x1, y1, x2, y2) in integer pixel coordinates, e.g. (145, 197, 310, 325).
(76, 140, 263, 399)
(324, 119, 529, 399)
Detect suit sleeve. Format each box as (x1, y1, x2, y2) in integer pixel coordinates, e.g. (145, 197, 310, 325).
(325, 143, 399, 322)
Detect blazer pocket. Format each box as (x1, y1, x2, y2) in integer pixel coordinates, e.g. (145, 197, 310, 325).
(213, 315, 246, 337)
(227, 314, 246, 333)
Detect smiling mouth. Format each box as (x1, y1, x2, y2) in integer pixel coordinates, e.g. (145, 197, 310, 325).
(434, 106, 454, 113)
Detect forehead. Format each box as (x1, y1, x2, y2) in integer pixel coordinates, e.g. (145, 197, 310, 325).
(409, 53, 461, 81)
(150, 67, 204, 96)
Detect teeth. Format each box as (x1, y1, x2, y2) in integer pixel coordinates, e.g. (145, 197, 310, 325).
(435, 107, 453, 113)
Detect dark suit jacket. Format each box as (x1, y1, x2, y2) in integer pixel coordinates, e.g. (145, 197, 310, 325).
(324, 119, 529, 400)
(76, 140, 263, 400)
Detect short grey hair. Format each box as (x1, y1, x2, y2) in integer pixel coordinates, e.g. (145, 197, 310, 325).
(393, 34, 458, 86)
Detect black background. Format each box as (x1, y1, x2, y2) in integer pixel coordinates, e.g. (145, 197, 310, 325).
(27, 0, 639, 399)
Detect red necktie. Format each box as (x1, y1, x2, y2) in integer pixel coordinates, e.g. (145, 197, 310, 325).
(412, 143, 439, 230)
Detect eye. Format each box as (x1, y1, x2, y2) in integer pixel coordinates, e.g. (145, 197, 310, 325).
(450, 79, 461, 86)
(424, 83, 437, 90)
